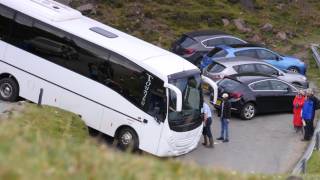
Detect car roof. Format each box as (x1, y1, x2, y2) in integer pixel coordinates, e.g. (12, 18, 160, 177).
(184, 29, 229, 38)
(215, 57, 272, 66)
(217, 44, 264, 49)
(226, 73, 275, 85)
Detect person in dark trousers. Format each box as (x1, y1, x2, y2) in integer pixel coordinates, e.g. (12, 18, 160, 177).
(217, 93, 231, 143)
(302, 90, 315, 141)
(202, 102, 214, 148)
(302, 89, 320, 141)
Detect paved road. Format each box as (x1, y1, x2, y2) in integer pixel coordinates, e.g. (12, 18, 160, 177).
(178, 99, 308, 174)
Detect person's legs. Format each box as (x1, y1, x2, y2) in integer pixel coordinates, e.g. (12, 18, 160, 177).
(217, 118, 224, 140)
(206, 118, 214, 148)
(225, 119, 229, 140)
(202, 126, 207, 145)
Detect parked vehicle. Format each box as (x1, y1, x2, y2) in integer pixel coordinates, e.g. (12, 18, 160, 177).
(0, 0, 218, 157)
(203, 57, 309, 88)
(171, 30, 246, 66)
(201, 44, 306, 75)
(213, 74, 298, 120)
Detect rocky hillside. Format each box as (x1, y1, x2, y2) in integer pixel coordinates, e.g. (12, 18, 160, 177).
(58, 0, 320, 50)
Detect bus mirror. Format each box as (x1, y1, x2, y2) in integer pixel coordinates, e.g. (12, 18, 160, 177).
(164, 83, 182, 112)
(202, 76, 218, 104)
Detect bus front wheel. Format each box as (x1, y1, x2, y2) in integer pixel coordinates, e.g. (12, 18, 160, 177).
(116, 127, 139, 152)
(0, 78, 19, 102)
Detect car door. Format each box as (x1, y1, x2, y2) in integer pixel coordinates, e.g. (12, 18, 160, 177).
(234, 64, 256, 74)
(269, 80, 296, 112)
(256, 49, 284, 69)
(234, 49, 259, 59)
(249, 80, 275, 113)
(255, 64, 279, 76)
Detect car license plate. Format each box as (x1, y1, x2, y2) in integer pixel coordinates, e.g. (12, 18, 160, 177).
(215, 99, 221, 106)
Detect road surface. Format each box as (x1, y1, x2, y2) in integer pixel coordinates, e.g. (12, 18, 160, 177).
(178, 100, 308, 174)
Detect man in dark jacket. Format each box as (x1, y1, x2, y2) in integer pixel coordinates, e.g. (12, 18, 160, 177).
(302, 93, 315, 141)
(302, 89, 320, 141)
(217, 93, 231, 143)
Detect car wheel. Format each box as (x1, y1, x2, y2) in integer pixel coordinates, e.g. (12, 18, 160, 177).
(288, 67, 300, 73)
(0, 78, 19, 102)
(116, 127, 139, 152)
(240, 103, 256, 120)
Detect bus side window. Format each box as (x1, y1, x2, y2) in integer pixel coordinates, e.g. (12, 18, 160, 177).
(0, 5, 15, 40)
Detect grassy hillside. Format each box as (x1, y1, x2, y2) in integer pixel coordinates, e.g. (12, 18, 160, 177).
(0, 103, 288, 180)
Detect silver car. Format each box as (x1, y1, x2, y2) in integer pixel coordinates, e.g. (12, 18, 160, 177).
(203, 57, 308, 88)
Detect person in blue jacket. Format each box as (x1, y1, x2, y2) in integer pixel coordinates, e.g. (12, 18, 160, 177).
(301, 89, 318, 141)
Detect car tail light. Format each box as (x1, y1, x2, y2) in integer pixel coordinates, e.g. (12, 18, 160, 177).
(230, 92, 243, 99)
(183, 48, 195, 55)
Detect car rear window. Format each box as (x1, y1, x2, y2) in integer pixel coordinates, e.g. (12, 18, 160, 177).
(218, 78, 242, 91)
(177, 35, 197, 48)
(207, 62, 226, 73)
(207, 48, 227, 58)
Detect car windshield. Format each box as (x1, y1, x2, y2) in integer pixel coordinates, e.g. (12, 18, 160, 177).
(168, 74, 203, 131)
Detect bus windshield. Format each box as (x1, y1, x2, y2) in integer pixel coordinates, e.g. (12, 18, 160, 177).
(168, 74, 203, 132)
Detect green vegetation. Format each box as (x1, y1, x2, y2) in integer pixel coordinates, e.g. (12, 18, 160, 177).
(308, 151, 320, 175)
(0, 103, 288, 179)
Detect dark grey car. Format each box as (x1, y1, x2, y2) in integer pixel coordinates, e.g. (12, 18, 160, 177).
(203, 57, 309, 88)
(171, 30, 246, 66)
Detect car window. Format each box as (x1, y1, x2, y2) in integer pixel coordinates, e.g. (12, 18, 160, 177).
(235, 49, 258, 58)
(224, 37, 245, 45)
(250, 80, 272, 91)
(270, 80, 289, 91)
(218, 78, 242, 91)
(207, 62, 225, 73)
(178, 35, 197, 48)
(233, 64, 256, 73)
(257, 49, 278, 60)
(203, 38, 225, 47)
(255, 64, 278, 75)
(207, 47, 227, 58)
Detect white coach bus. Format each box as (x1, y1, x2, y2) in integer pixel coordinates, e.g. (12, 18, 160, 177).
(0, 0, 217, 156)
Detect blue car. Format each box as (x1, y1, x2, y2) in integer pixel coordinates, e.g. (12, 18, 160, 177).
(201, 44, 306, 75)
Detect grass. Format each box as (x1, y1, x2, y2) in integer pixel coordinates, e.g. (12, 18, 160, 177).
(0, 103, 297, 180)
(308, 151, 320, 175)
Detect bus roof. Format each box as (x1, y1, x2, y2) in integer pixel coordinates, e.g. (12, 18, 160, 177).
(1, 0, 197, 80)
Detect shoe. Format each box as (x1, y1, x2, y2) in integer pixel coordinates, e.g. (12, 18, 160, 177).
(216, 137, 224, 140)
(223, 139, 229, 143)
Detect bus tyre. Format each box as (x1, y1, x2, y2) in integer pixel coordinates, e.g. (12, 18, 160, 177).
(117, 127, 139, 152)
(0, 78, 19, 102)
(240, 103, 256, 120)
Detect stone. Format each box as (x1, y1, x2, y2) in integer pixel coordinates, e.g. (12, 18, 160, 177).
(233, 18, 251, 33)
(276, 31, 287, 40)
(77, 3, 96, 14)
(261, 23, 273, 32)
(249, 34, 262, 43)
(222, 18, 230, 26)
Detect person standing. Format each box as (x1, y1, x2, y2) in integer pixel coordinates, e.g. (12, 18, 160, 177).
(202, 102, 214, 148)
(302, 91, 316, 141)
(292, 90, 305, 133)
(217, 93, 231, 143)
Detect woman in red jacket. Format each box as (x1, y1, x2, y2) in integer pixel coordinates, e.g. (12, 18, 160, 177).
(293, 90, 305, 133)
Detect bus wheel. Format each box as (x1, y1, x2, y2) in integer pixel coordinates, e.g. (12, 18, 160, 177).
(116, 127, 139, 152)
(0, 78, 19, 102)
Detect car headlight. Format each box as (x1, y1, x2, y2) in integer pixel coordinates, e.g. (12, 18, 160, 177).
(301, 76, 307, 81)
